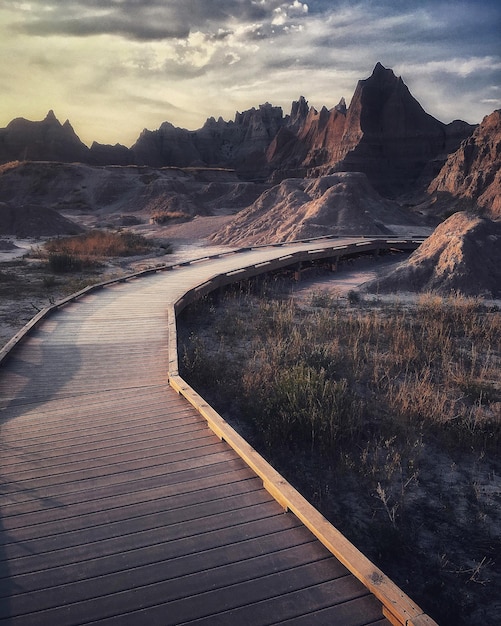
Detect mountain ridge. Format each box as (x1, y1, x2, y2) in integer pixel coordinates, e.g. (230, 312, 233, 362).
(0, 64, 477, 197)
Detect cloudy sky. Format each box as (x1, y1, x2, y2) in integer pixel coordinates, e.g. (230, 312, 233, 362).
(1, 0, 500, 146)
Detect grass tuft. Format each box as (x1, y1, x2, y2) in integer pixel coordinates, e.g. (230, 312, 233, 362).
(178, 279, 501, 626)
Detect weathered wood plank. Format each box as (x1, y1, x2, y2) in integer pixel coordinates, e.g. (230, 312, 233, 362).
(1, 543, 340, 618)
(0, 468, 256, 528)
(1, 238, 431, 626)
(0, 457, 250, 514)
(0, 518, 308, 592)
(1, 505, 300, 578)
(0, 431, 219, 480)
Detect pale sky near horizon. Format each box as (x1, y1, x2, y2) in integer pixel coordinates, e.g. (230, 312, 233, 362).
(1, 1, 500, 147)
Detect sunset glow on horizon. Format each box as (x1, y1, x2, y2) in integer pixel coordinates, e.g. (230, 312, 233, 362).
(1, 1, 500, 147)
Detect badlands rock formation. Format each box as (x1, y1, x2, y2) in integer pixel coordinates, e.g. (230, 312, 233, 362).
(268, 63, 474, 195)
(0, 202, 83, 237)
(210, 173, 424, 246)
(0, 110, 89, 164)
(427, 110, 501, 219)
(0, 63, 497, 250)
(0, 65, 475, 198)
(131, 102, 285, 177)
(0, 161, 267, 233)
(365, 212, 501, 297)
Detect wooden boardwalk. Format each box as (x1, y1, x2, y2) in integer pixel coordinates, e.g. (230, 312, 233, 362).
(0, 238, 433, 625)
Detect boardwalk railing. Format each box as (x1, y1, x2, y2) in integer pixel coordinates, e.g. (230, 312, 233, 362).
(0, 236, 437, 625)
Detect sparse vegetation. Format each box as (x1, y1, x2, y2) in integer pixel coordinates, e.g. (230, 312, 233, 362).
(0, 232, 172, 348)
(178, 277, 501, 626)
(34, 229, 162, 272)
(150, 210, 191, 224)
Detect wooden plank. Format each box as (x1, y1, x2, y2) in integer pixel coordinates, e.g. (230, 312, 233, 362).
(1, 506, 302, 577)
(2, 491, 275, 556)
(0, 469, 257, 528)
(0, 457, 250, 514)
(0, 523, 310, 594)
(0, 238, 430, 626)
(1, 477, 264, 541)
(0, 431, 219, 481)
(0, 401, 200, 445)
(0, 418, 209, 468)
(2, 560, 351, 625)
(1, 439, 230, 491)
(1, 543, 339, 618)
(0, 450, 241, 507)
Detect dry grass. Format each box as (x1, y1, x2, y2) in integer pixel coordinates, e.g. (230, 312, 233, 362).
(182, 287, 500, 450)
(37, 229, 160, 272)
(150, 210, 191, 224)
(178, 278, 501, 626)
(44, 229, 153, 257)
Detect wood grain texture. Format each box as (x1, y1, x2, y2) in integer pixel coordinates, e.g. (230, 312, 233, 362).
(1, 238, 429, 625)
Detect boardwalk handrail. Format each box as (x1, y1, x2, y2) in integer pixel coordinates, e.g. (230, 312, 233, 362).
(0, 236, 436, 625)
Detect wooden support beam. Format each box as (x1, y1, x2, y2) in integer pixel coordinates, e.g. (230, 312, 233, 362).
(294, 262, 302, 281)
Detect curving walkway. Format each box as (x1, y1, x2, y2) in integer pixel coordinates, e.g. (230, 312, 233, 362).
(0, 238, 433, 625)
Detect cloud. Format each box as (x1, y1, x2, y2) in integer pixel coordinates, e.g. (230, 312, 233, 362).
(12, 0, 310, 41)
(405, 57, 501, 79)
(0, 0, 499, 144)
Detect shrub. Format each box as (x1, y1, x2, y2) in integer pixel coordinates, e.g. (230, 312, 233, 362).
(150, 210, 191, 224)
(48, 252, 83, 273)
(44, 229, 154, 259)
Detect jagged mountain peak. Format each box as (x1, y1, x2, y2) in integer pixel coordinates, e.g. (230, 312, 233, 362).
(335, 97, 347, 114)
(44, 109, 58, 122)
(371, 61, 396, 78)
(288, 96, 310, 130)
(0, 64, 479, 196)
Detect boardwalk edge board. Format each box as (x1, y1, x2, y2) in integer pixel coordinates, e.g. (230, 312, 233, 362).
(166, 238, 436, 626)
(1, 235, 436, 625)
(0, 235, 423, 368)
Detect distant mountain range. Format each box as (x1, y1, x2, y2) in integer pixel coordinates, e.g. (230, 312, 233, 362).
(0, 63, 477, 197)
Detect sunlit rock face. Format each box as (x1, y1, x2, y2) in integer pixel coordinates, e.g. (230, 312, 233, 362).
(0, 64, 478, 198)
(266, 98, 348, 177)
(428, 109, 501, 219)
(267, 64, 474, 196)
(365, 212, 501, 298)
(331, 63, 449, 196)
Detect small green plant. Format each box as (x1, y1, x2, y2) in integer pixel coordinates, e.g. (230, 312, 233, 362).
(310, 289, 339, 308)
